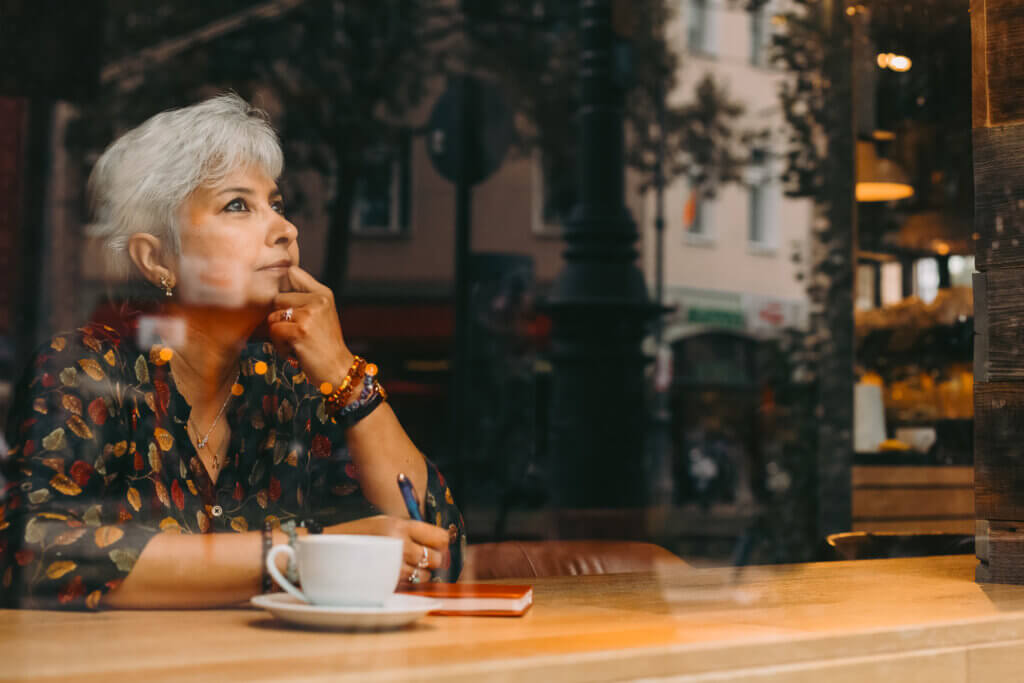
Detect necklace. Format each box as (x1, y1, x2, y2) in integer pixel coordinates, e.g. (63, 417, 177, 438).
(187, 369, 239, 453)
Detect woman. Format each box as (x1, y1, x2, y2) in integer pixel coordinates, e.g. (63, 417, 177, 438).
(0, 94, 464, 610)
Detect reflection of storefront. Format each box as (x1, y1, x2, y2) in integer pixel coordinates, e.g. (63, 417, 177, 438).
(657, 287, 806, 509)
(667, 329, 761, 509)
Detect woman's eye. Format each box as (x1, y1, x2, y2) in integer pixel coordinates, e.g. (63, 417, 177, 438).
(224, 198, 248, 212)
(271, 200, 285, 215)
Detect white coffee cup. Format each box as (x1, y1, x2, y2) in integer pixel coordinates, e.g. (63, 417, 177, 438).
(266, 535, 403, 606)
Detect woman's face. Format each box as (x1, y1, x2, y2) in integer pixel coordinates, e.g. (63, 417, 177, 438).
(174, 166, 299, 309)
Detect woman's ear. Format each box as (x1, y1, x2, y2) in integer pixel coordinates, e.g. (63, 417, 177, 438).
(127, 233, 175, 288)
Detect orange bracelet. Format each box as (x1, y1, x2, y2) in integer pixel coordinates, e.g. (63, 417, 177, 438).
(325, 356, 367, 413)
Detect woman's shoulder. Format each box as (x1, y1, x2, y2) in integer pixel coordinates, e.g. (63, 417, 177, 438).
(24, 324, 137, 386)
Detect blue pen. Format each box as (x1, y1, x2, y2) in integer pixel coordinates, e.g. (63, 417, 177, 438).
(397, 472, 423, 521)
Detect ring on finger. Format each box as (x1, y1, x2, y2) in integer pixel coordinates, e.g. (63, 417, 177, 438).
(417, 546, 430, 569)
(408, 569, 421, 584)
(282, 307, 294, 322)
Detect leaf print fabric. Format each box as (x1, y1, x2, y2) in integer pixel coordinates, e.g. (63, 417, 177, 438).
(0, 321, 465, 610)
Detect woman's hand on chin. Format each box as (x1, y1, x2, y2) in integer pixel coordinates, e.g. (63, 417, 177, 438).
(325, 515, 450, 587)
(266, 265, 354, 387)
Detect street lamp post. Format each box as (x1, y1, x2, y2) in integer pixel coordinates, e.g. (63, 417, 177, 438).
(546, 0, 661, 511)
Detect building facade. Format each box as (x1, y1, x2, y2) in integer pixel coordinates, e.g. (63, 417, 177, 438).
(643, 0, 812, 344)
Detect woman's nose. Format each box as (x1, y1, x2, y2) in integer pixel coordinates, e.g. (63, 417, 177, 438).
(267, 212, 298, 247)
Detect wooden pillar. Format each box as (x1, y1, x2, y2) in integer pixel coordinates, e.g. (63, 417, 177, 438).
(972, 0, 1024, 584)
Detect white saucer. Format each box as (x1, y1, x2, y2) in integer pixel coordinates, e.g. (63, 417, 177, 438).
(250, 593, 442, 630)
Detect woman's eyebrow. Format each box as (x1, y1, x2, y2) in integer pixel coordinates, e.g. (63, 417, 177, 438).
(217, 186, 282, 198)
(217, 186, 255, 196)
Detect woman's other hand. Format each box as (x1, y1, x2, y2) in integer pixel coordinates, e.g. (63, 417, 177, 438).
(325, 515, 450, 586)
(267, 266, 354, 387)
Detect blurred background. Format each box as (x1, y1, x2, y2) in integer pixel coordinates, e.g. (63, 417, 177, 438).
(0, 0, 974, 566)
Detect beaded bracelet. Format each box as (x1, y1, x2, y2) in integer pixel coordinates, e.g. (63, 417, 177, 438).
(324, 356, 367, 414)
(336, 369, 388, 419)
(323, 357, 387, 421)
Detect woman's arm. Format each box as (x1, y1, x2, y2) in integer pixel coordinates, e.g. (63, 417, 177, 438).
(102, 526, 291, 609)
(343, 402, 428, 518)
(103, 515, 449, 608)
(265, 267, 432, 516)
(265, 266, 466, 580)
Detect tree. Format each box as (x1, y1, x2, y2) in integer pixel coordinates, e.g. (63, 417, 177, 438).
(458, 0, 746, 219)
(763, 0, 857, 552)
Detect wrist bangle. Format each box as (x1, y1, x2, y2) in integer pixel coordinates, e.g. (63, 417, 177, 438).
(261, 521, 274, 593)
(337, 363, 387, 425)
(281, 520, 300, 584)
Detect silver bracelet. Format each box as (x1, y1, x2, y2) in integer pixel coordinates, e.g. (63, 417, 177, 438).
(281, 520, 299, 584)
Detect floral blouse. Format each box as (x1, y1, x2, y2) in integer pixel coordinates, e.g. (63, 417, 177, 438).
(0, 320, 465, 610)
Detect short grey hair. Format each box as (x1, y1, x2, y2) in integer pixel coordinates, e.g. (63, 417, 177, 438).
(87, 93, 284, 278)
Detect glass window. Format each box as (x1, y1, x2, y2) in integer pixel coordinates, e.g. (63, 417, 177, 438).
(916, 258, 940, 305)
(948, 254, 975, 288)
(747, 149, 774, 247)
(750, 6, 767, 66)
(684, 188, 713, 241)
(350, 136, 411, 237)
(856, 263, 876, 310)
(533, 149, 576, 237)
(687, 0, 710, 55)
(880, 261, 902, 305)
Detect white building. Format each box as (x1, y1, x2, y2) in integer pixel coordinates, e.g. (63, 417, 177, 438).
(643, 0, 812, 342)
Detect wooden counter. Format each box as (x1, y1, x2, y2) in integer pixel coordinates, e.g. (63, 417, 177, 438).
(3, 555, 1024, 682)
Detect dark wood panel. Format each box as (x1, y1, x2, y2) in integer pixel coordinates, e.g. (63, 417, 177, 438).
(984, 0, 1024, 126)
(975, 271, 989, 381)
(975, 383, 1024, 520)
(972, 0, 989, 127)
(977, 520, 1024, 583)
(973, 125, 1024, 269)
(974, 268, 1024, 380)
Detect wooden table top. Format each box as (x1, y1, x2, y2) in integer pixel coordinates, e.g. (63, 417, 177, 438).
(3, 555, 1024, 682)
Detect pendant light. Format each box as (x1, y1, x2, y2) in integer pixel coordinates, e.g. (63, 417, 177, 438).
(855, 140, 914, 202)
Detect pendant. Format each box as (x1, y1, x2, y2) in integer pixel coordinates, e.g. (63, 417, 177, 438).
(197, 437, 209, 449)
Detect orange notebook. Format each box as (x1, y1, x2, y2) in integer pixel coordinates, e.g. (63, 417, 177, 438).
(399, 583, 533, 616)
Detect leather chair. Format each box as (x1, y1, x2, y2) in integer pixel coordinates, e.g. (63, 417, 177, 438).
(462, 540, 688, 580)
(826, 531, 974, 561)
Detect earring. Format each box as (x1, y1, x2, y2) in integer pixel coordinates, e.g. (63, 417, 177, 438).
(159, 276, 174, 297)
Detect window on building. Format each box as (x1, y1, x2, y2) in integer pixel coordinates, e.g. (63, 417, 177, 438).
(948, 254, 975, 288)
(750, 5, 767, 66)
(880, 261, 902, 305)
(684, 188, 713, 242)
(687, 0, 712, 55)
(915, 257, 940, 304)
(747, 149, 776, 248)
(856, 263, 875, 310)
(532, 149, 576, 237)
(350, 134, 411, 237)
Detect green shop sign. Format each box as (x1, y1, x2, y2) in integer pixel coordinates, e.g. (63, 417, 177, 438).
(686, 307, 745, 329)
